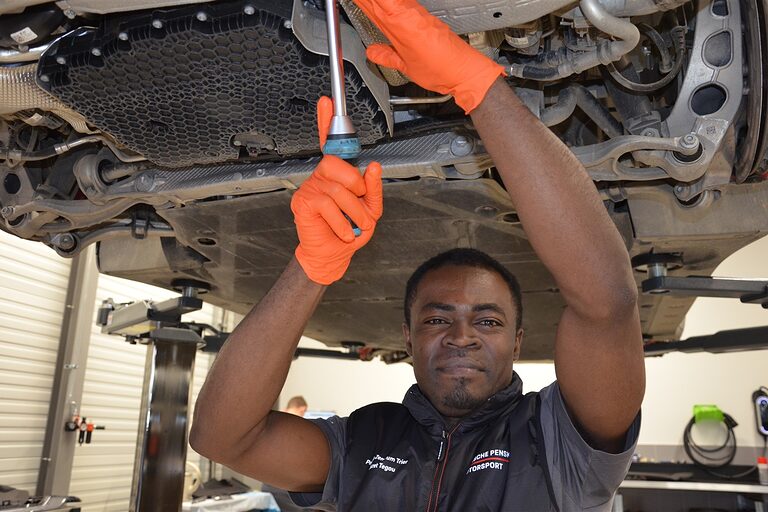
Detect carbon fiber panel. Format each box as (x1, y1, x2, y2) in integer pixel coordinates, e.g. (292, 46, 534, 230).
(36, 0, 388, 167)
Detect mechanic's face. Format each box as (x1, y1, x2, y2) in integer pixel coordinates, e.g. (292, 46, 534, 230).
(404, 265, 523, 422)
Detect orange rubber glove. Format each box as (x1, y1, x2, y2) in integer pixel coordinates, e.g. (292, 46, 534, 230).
(291, 96, 383, 285)
(352, 0, 505, 113)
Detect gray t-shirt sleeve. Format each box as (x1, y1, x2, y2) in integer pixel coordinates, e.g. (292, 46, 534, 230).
(287, 416, 347, 511)
(539, 382, 640, 511)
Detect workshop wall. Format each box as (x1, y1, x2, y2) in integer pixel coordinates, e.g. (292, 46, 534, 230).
(0, 231, 71, 493)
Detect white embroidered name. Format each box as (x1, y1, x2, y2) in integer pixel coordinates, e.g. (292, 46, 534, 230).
(365, 454, 409, 473)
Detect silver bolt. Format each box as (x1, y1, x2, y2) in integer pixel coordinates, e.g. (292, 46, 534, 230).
(283, 20, 293, 29)
(1, 206, 14, 218)
(674, 184, 685, 194)
(56, 56, 66, 65)
(39, 74, 50, 83)
(91, 48, 102, 56)
(118, 32, 129, 41)
(680, 133, 699, 150)
(64, 363, 79, 370)
(55, 233, 76, 251)
(641, 128, 658, 137)
(450, 135, 474, 156)
(63, 9, 76, 19)
(152, 19, 163, 29)
(196, 11, 208, 21)
(135, 173, 155, 192)
(647, 262, 667, 280)
(244, 5, 256, 15)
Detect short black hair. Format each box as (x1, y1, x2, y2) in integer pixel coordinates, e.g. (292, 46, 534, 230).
(404, 248, 523, 330)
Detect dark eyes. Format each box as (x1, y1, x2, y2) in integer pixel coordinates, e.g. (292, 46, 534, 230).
(422, 318, 503, 327)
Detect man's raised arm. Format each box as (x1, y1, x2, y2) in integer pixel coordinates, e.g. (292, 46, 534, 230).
(189, 97, 383, 489)
(471, 81, 644, 452)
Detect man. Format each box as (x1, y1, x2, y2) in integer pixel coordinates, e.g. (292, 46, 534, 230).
(190, 0, 645, 510)
(284, 396, 309, 418)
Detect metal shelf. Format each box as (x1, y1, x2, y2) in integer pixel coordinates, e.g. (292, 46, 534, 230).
(621, 480, 768, 494)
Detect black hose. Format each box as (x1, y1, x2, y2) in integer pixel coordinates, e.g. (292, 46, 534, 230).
(683, 413, 757, 479)
(639, 23, 672, 73)
(540, 84, 624, 138)
(607, 26, 687, 93)
(521, 66, 561, 81)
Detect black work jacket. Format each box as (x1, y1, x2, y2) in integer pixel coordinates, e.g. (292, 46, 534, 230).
(319, 374, 557, 511)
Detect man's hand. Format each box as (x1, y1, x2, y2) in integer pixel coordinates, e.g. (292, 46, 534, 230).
(352, 0, 504, 113)
(293, 97, 383, 285)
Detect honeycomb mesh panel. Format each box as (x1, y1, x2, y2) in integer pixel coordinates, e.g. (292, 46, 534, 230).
(37, 1, 388, 167)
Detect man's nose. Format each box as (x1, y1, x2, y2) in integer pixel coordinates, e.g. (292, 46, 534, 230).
(444, 321, 479, 348)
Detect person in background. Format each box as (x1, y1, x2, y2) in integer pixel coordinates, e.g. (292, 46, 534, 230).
(283, 396, 308, 417)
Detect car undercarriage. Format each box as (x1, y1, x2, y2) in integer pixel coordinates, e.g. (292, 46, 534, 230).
(1, 0, 767, 361)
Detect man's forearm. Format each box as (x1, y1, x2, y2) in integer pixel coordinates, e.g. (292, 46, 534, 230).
(470, 79, 636, 314)
(190, 257, 325, 458)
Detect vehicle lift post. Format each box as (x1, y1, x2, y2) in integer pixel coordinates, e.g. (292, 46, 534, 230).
(97, 280, 207, 512)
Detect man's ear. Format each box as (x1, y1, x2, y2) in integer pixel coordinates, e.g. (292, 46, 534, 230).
(512, 328, 524, 361)
(403, 322, 413, 357)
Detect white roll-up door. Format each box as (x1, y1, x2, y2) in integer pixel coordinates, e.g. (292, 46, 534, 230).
(0, 231, 71, 493)
(68, 274, 216, 512)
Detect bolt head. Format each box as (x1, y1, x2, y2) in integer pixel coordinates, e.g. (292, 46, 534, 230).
(449, 135, 474, 156)
(58, 234, 76, 251)
(63, 9, 76, 19)
(641, 128, 657, 137)
(244, 5, 256, 15)
(152, 19, 163, 29)
(39, 74, 50, 83)
(118, 32, 129, 41)
(681, 133, 699, 148)
(283, 20, 293, 29)
(196, 12, 208, 21)
(55, 56, 66, 65)
(91, 48, 102, 56)
(135, 173, 155, 192)
(1, 206, 13, 218)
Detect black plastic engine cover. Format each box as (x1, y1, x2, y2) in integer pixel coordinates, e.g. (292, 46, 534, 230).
(36, 0, 388, 167)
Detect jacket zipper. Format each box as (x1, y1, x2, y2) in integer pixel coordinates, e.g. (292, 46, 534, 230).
(426, 425, 459, 512)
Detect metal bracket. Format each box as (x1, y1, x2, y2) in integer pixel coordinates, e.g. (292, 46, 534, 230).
(97, 280, 210, 339)
(644, 326, 768, 356)
(572, 133, 701, 182)
(642, 275, 768, 308)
